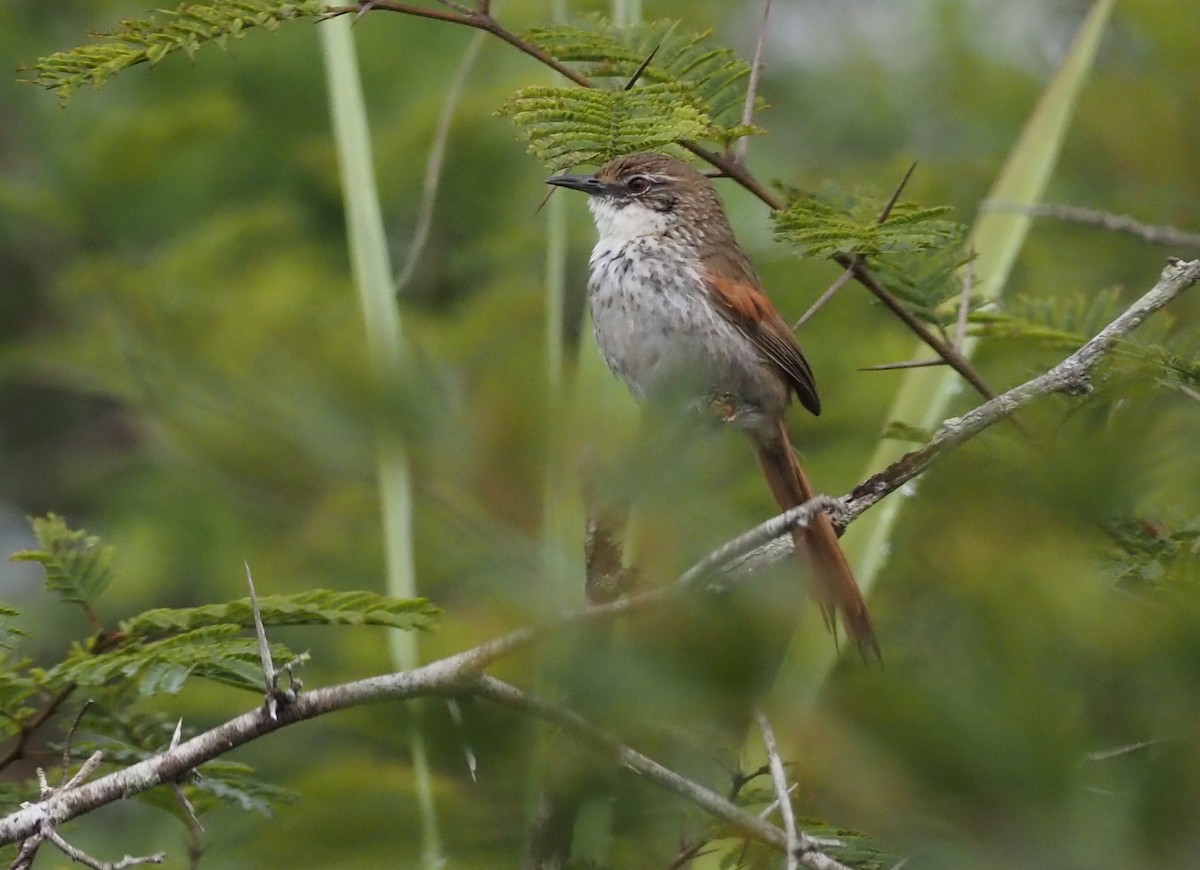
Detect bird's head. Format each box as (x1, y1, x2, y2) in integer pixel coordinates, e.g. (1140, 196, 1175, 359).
(546, 152, 729, 244)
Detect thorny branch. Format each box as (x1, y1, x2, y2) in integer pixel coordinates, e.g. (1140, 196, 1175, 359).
(3, 260, 1193, 863)
(322, 1, 1001, 400)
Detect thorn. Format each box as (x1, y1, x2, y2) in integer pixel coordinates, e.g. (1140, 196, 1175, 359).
(794, 265, 854, 329)
(624, 42, 661, 91)
(878, 161, 918, 224)
(735, 0, 772, 164)
(245, 562, 278, 720)
(859, 358, 947, 372)
(446, 699, 478, 782)
(353, 1, 375, 24)
(535, 173, 567, 214)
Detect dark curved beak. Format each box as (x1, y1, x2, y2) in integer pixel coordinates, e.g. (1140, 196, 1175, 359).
(545, 173, 606, 196)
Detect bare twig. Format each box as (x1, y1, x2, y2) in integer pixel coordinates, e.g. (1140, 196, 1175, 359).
(60, 699, 94, 781)
(478, 677, 854, 870)
(984, 201, 1200, 249)
(756, 709, 799, 870)
(395, 27, 486, 292)
(41, 827, 165, 869)
(858, 358, 945, 373)
(16, 749, 165, 870)
(955, 249, 974, 349)
(794, 266, 854, 330)
(860, 243, 973, 372)
(735, 0, 772, 164)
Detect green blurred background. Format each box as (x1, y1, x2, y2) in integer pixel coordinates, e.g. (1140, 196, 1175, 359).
(2, 1, 1199, 867)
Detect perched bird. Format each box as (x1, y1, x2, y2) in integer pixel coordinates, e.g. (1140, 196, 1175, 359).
(547, 151, 879, 661)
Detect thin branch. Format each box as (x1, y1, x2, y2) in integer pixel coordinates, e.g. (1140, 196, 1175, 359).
(41, 827, 165, 869)
(477, 677, 854, 870)
(983, 201, 1200, 249)
(794, 266, 854, 330)
(734, 0, 771, 164)
(0, 687, 75, 772)
(858, 358, 944, 373)
(756, 709, 799, 870)
(861, 244, 973, 372)
(954, 249, 974, 349)
(60, 700, 94, 782)
(395, 27, 487, 292)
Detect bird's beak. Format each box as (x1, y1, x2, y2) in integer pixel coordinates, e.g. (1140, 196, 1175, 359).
(545, 173, 607, 196)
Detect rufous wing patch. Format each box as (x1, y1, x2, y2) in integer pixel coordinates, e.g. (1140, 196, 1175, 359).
(705, 270, 821, 416)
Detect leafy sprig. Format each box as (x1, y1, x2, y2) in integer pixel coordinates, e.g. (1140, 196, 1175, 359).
(502, 18, 761, 169)
(25, 0, 329, 104)
(772, 184, 962, 261)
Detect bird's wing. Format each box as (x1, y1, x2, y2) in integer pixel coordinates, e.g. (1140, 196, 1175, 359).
(704, 266, 821, 416)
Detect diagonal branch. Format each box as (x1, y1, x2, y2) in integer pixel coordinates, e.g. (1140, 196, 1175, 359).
(983, 201, 1200, 249)
(477, 676, 854, 870)
(756, 708, 800, 870)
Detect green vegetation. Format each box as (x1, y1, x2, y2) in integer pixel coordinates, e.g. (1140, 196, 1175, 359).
(2, 1, 1199, 867)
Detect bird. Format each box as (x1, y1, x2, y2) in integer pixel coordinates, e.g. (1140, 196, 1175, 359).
(546, 151, 879, 661)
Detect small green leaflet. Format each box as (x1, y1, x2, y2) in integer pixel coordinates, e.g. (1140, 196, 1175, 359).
(11, 514, 115, 608)
(773, 184, 962, 260)
(120, 589, 441, 640)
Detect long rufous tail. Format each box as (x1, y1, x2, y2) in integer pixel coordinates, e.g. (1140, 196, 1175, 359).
(755, 421, 880, 663)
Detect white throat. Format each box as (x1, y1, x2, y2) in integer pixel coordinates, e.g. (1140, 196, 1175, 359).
(587, 197, 671, 244)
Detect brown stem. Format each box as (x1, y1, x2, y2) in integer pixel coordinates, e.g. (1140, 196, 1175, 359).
(0, 687, 75, 772)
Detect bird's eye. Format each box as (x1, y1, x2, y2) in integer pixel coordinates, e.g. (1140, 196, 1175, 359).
(626, 176, 651, 195)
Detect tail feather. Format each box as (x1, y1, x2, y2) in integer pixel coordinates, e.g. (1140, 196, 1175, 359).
(756, 421, 880, 663)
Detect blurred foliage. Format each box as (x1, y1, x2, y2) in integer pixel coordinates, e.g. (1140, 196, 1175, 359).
(2, 0, 1200, 868)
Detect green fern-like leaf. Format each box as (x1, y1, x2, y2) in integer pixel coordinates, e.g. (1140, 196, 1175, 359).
(0, 671, 42, 740)
(499, 83, 712, 171)
(46, 625, 296, 694)
(11, 514, 115, 609)
(65, 707, 298, 818)
(524, 17, 758, 135)
(867, 241, 973, 325)
(189, 760, 300, 814)
(0, 603, 25, 650)
(120, 589, 440, 639)
(971, 288, 1125, 348)
(773, 184, 962, 260)
(25, 0, 329, 104)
